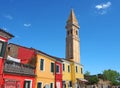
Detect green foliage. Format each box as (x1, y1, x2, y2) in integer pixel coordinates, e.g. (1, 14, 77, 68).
(84, 71, 90, 76)
(103, 69, 120, 85)
(88, 76, 99, 85)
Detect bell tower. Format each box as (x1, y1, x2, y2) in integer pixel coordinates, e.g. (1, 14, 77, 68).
(65, 9, 80, 63)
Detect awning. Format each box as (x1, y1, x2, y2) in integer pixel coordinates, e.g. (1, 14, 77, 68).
(77, 78, 88, 82)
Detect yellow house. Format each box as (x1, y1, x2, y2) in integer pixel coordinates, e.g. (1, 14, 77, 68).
(35, 50, 56, 88)
(62, 59, 72, 88)
(71, 62, 84, 88)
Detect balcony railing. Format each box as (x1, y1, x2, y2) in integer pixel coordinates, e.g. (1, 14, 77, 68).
(4, 60, 35, 76)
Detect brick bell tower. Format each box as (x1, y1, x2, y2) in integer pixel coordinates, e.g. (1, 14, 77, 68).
(66, 9, 80, 63)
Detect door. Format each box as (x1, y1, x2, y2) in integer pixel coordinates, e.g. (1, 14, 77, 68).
(56, 82, 60, 88)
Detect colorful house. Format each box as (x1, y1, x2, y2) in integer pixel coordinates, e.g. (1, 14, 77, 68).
(8, 43, 63, 88)
(55, 58, 63, 88)
(35, 50, 56, 88)
(62, 59, 72, 88)
(0, 31, 36, 88)
(0, 28, 14, 88)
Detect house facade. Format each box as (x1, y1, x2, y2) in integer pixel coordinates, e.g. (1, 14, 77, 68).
(62, 59, 72, 88)
(0, 29, 14, 88)
(35, 50, 56, 88)
(0, 30, 36, 88)
(55, 59, 62, 88)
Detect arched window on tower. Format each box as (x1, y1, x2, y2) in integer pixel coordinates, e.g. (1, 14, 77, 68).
(76, 30, 78, 35)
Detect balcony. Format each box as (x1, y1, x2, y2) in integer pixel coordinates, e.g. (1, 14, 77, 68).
(4, 60, 35, 76)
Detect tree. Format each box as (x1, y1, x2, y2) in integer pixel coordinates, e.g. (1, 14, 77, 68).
(84, 71, 90, 76)
(88, 75, 99, 85)
(103, 69, 120, 85)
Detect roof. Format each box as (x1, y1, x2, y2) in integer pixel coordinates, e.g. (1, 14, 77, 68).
(8, 43, 35, 51)
(9, 43, 63, 62)
(37, 50, 63, 62)
(0, 28, 14, 39)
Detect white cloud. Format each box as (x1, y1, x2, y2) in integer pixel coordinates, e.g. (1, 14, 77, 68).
(24, 24, 31, 27)
(95, 1, 111, 15)
(4, 15, 13, 20)
(95, 2, 111, 10)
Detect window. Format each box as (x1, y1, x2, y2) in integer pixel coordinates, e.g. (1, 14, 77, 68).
(76, 66, 78, 73)
(24, 80, 31, 88)
(68, 65, 70, 72)
(0, 41, 7, 57)
(76, 30, 78, 35)
(51, 62, 54, 73)
(50, 83, 54, 88)
(81, 68, 83, 74)
(56, 65, 60, 73)
(68, 81, 72, 87)
(40, 59, 44, 71)
(37, 82, 42, 88)
(63, 64, 65, 71)
(62, 81, 66, 88)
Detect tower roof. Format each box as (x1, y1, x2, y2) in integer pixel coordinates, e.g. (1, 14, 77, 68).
(66, 9, 79, 27)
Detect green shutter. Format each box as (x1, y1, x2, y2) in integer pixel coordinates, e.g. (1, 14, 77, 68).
(1, 42, 7, 58)
(51, 63, 54, 72)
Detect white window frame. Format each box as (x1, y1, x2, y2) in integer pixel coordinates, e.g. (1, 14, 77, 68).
(24, 79, 32, 88)
(40, 58, 45, 71)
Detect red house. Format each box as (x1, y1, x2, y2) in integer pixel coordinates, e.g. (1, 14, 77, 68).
(55, 58, 63, 88)
(0, 28, 14, 88)
(0, 29, 36, 88)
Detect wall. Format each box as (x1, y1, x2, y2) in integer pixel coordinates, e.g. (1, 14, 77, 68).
(4, 74, 35, 88)
(55, 61, 62, 88)
(35, 54, 55, 88)
(18, 46, 35, 64)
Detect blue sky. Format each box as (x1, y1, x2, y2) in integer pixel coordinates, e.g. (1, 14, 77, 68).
(0, 0, 120, 75)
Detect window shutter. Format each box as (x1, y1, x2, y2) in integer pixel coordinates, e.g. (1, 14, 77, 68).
(1, 42, 7, 58)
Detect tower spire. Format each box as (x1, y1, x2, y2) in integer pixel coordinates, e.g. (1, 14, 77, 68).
(66, 9, 79, 29)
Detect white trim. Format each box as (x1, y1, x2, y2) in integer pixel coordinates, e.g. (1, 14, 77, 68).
(0, 39, 5, 42)
(37, 81, 43, 88)
(40, 58, 45, 71)
(24, 79, 32, 88)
